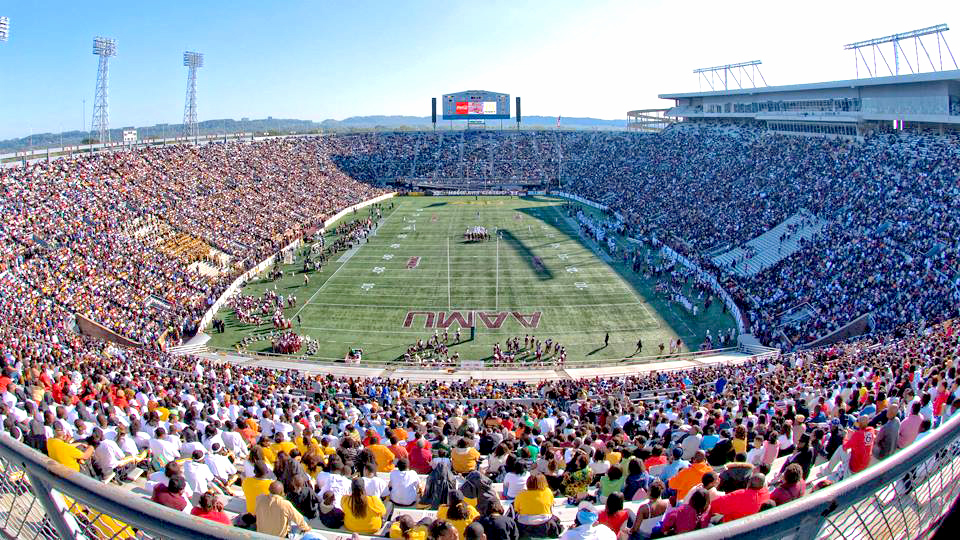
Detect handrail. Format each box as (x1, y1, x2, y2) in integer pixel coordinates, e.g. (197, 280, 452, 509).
(674, 410, 960, 540)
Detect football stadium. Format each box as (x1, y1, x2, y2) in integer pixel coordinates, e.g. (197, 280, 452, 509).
(2, 5, 960, 540)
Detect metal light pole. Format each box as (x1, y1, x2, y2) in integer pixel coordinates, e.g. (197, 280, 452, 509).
(182, 51, 204, 142)
(91, 37, 117, 145)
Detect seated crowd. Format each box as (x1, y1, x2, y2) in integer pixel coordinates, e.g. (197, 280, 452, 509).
(0, 138, 385, 346)
(3, 300, 958, 537)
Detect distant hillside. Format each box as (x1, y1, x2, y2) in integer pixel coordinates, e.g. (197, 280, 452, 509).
(0, 115, 626, 153)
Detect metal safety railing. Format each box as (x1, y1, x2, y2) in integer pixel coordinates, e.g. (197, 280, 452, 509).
(0, 434, 275, 540)
(677, 411, 960, 540)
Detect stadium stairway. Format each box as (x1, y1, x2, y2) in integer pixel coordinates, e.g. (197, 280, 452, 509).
(168, 332, 211, 356)
(711, 210, 828, 277)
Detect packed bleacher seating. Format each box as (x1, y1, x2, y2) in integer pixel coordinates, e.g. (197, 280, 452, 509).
(0, 138, 385, 346)
(3, 298, 959, 537)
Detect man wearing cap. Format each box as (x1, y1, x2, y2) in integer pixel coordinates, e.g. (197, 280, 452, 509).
(843, 415, 876, 474)
(47, 421, 94, 472)
(559, 502, 616, 540)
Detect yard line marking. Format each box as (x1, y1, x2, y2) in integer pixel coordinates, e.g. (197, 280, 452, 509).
(447, 236, 452, 311)
(495, 234, 500, 310)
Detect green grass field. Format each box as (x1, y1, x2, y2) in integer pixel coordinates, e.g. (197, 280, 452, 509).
(207, 195, 736, 364)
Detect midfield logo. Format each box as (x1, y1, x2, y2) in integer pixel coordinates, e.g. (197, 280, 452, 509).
(407, 256, 421, 269)
(403, 311, 542, 329)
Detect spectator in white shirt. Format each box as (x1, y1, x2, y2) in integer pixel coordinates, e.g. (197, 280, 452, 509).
(361, 463, 389, 498)
(388, 458, 422, 506)
(149, 427, 181, 465)
(183, 449, 222, 495)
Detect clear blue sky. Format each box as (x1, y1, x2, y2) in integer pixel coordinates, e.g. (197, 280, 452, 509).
(0, 0, 957, 139)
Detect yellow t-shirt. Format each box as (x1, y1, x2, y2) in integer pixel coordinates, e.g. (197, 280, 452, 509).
(242, 477, 273, 514)
(605, 451, 622, 465)
(390, 523, 427, 540)
(270, 441, 297, 456)
(436, 504, 481, 538)
(47, 438, 84, 472)
(451, 447, 481, 474)
(514, 488, 554, 516)
(341, 495, 387, 534)
(732, 437, 747, 456)
(368, 444, 397, 472)
(296, 436, 320, 456)
(156, 407, 171, 422)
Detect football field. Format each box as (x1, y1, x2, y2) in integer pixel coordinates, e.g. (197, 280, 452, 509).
(207, 195, 736, 364)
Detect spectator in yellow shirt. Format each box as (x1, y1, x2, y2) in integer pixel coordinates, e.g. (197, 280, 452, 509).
(513, 474, 558, 537)
(295, 428, 321, 456)
(451, 439, 481, 474)
(46, 422, 94, 472)
(367, 435, 397, 472)
(270, 432, 296, 457)
(437, 491, 480, 539)
(342, 478, 387, 534)
(242, 462, 274, 515)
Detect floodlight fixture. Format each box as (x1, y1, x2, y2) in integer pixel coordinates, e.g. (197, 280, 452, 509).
(692, 60, 767, 91)
(844, 24, 957, 77)
(183, 51, 204, 68)
(93, 36, 117, 57)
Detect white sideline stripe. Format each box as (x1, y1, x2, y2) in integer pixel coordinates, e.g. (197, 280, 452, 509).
(295, 301, 647, 310)
(299, 325, 661, 335)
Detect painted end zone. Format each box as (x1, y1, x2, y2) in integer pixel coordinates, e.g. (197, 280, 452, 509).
(403, 311, 541, 329)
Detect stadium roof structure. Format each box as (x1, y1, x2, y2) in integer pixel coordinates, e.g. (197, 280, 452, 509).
(659, 69, 960, 99)
(658, 69, 960, 136)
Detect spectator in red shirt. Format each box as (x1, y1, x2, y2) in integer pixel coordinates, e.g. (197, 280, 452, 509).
(191, 492, 230, 525)
(408, 438, 433, 475)
(151, 475, 189, 512)
(843, 416, 876, 474)
(709, 473, 770, 523)
(388, 435, 409, 461)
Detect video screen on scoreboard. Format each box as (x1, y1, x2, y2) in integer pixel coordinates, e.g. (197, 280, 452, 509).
(442, 91, 510, 120)
(455, 101, 499, 115)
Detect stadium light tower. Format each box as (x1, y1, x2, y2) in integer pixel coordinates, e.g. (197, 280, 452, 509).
(844, 24, 957, 78)
(182, 51, 204, 140)
(0, 17, 10, 42)
(692, 60, 767, 91)
(91, 37, 117, 144)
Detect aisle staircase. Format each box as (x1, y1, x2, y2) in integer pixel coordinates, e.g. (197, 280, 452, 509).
(712, 210, 828, 277)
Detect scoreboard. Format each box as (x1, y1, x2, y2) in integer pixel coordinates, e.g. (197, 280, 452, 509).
(442, 90, 510, 120)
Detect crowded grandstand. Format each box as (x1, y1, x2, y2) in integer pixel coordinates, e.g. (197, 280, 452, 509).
(1, 111, 959, 539)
